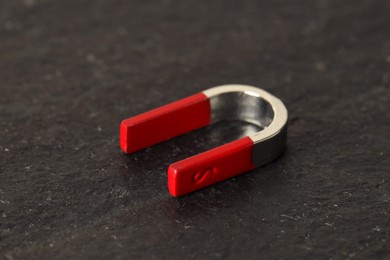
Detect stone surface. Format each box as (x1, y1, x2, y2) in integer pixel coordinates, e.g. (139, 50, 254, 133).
(0, 0, 389, 259)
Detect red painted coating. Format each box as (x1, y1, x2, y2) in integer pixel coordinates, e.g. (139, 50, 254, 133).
(168, 137, 255, 197)
(120, 93, 211, 153)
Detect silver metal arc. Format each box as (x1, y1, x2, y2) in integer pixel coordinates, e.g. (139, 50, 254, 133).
(203, 84, 288, 167)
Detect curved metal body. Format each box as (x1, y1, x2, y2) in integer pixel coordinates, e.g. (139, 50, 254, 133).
(120, 84, 288, 197)
(204, 85, 288, 167)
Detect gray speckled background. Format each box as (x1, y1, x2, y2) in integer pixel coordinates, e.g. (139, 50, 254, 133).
(1, 0, 389, 259)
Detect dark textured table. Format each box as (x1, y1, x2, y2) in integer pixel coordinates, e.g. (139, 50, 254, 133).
(1, 0, 389, 259)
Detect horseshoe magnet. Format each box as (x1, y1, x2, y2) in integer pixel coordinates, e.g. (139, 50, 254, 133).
(120, 84, 288, 197)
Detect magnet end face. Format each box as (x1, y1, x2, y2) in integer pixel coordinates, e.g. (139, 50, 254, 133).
(120, 120, 130, 153)
(167, 165, 180, 197)
(120, 120, 141, 154)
